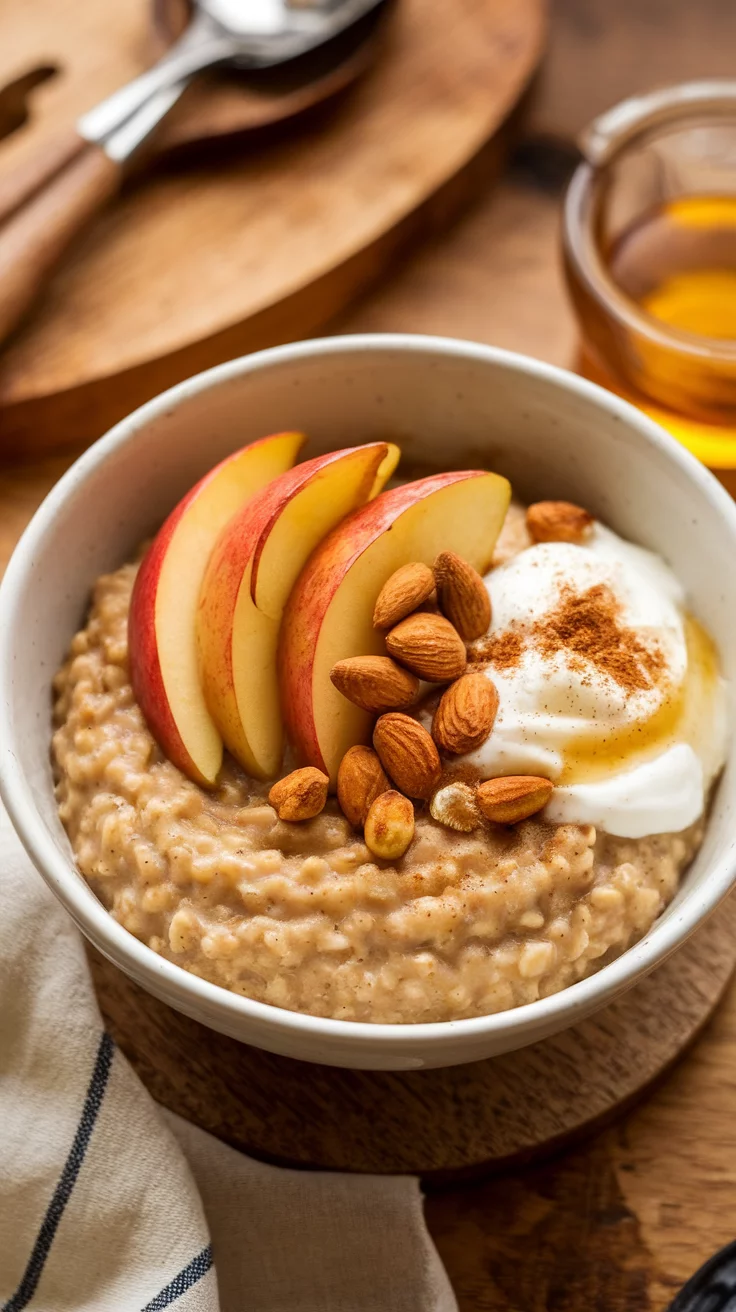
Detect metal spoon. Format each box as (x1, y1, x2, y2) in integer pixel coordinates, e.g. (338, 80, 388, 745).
(0, 0, 386, 347)
(80, 0, 387, 159)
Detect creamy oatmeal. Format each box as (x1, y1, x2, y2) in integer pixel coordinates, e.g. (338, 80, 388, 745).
(52, 493, 719, 1024)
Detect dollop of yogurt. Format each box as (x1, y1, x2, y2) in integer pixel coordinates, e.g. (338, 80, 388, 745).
(460, 523, 728, 839)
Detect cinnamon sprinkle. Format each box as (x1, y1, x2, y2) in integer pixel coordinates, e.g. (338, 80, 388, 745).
(469, 627, 524, 670)
(536, 584, 665, 691)
(471, 583, 666, 693)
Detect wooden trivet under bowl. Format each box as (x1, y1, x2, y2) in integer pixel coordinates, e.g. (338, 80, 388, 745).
(89, 893, 736, 1181)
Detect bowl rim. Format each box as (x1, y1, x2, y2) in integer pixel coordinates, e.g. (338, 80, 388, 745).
(3, 330, 736, 1050)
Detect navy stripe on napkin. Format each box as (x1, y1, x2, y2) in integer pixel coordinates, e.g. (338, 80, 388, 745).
(3, 1031, 114, 1312)
(141, 1245, 214, 1311)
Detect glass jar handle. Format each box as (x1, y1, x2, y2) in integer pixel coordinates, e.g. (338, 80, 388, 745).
(580, 79, 736, 169)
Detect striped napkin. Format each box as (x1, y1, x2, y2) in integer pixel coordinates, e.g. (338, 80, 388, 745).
(0, 807, 456, 1312)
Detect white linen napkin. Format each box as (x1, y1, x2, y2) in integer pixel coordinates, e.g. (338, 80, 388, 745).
(0, 807, 456, 1312)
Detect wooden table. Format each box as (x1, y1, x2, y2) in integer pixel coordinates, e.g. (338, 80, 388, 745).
(3, 2, 736, 1307)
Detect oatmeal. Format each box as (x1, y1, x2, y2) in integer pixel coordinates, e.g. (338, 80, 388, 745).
(51, 436, 727, 1024)
(52, 558, 707, 1025)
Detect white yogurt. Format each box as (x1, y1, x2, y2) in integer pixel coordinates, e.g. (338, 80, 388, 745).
(459, 524, 728, 839)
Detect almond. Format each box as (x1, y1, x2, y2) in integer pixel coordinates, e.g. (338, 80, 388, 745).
(373, 562, 436, 629)
(364, 790, 415, 860)
(415, 589, 440, 615)
(269, 767, 329, 821)
(373, 712, 441, 798)
(386, 613, 467, 683)
(330, 656, 420, 714)
(434, 551, 491, 641)
(430, 781, 480, 832)
(337, 745, 390, 827)
(432, 672, 499, 755)
(526, 500, 593, 545)
(475, 775, 553, 825)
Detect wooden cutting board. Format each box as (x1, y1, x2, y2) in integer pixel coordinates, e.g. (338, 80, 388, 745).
(0, 0, 545, 457)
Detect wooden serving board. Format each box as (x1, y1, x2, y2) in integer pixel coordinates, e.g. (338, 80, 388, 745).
(0, 0, 545, 458)
(89, 893, 736, 1179)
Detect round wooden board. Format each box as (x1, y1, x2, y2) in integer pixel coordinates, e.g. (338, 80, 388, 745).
(0, 0, 545, 457)
(89, 893, 736, 1181)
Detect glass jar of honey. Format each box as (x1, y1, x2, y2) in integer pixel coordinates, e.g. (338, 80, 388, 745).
(563, 81, 736, 494)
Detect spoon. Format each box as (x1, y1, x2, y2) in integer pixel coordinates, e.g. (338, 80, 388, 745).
(0, 0, 386, 347)
(149, 0, 387, 151)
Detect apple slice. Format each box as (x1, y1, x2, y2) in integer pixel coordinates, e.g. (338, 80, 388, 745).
(197, 442, 400, 780)
(129, 431, 304, 787)
(279, 470, 511, 783)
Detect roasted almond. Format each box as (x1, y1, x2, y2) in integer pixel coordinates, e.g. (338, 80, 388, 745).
(434, 551, 491, 641)
(415, 588, 440, 615)
(475, 775, 553, 825)
(373, 712, 442, 799)
(430, 781, 480, 832)
(364, 790, 415, 861)
(269, 767, 329, 821)
(330, 656, 420, 714)
(526, 500, 593, 545)
(373, 562, 436, 629)
(386, 612, 467, 683)
(337, 745, 390, 827)
(432, 672, 499, 755)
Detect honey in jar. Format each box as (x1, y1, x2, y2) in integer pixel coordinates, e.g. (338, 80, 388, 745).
(610, 195, 736, 340)
(563, 83, 736, 493)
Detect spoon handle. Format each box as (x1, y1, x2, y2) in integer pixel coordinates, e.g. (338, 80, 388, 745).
(0, 129, 88, 227)
(0, 143, 120, 347)
(0, 78, 190, 348)
(78, 16, 236, 148)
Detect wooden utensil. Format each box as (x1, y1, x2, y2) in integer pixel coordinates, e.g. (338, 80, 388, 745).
(0, 0, 388, 348)
(0, 0, 545, 458)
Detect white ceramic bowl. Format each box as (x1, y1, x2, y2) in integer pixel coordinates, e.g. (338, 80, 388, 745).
(2, 335, 736, 1070)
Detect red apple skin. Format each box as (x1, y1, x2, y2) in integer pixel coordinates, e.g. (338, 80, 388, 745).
(129, 432, 303, 786)
(129, 536, 191, 775)
(279, 470, 510, 779)
(245, 448, 389, 611)
(196, 443, 394, 778)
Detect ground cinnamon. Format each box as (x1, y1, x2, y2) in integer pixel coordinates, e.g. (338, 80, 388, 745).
(536, 583, 664, 691)
(471, 582, 665, 693)
(469, 628, 524, 670)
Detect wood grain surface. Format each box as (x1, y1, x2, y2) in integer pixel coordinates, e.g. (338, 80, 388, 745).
(87, 893, 736, 1179)
(0, 141, 120, 346)
(0, 0, 544, 456)
(0, 1, 390, 345)
(3, 0, 736, 1308)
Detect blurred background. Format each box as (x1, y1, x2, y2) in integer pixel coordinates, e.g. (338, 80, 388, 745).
(0, 0, 734, 465)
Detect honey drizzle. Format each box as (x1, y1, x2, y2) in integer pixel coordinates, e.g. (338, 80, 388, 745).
(557, 615, 719, 785)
